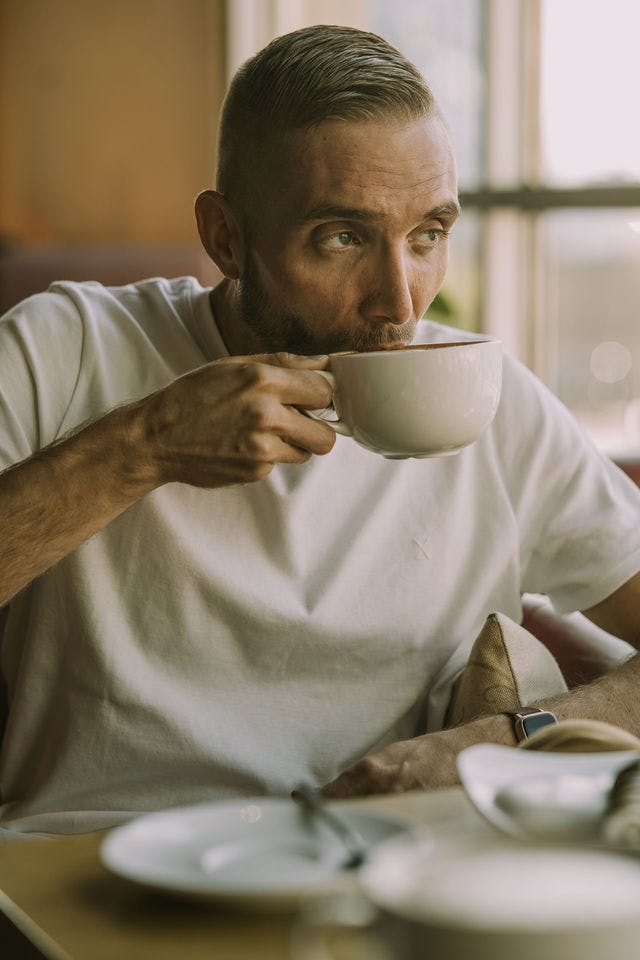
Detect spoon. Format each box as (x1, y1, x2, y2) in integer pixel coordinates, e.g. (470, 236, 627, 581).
(293, 783, 368, 869)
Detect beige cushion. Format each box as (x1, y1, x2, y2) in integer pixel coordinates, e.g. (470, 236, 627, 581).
(445, 612, 568, 728)
(444, 612, 640, 755)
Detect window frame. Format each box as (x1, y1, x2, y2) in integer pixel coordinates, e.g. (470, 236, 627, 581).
(475, 0, 640, 390)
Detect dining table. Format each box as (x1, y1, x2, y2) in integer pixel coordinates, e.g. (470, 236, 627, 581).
(0, 786, 492, 960)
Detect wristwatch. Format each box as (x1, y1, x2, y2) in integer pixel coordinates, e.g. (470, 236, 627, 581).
(509, 706, 557, 742)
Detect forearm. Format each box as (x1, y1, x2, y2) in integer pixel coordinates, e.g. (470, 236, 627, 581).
(323, 652, 640, 798)
(0, 353, 335, 607)
(451, 647, 639, 736)
(0, 402, 158, 606)
(534, 649, 640, 730)
(445, 651, 640, 759)
(443, 654, 640, 775)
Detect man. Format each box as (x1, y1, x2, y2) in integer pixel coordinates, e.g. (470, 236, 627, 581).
(0, 25, 639, 835)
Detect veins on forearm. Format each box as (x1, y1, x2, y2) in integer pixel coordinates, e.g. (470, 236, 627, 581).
(0, 406, 155, 606)
(537, 652, 640, 732)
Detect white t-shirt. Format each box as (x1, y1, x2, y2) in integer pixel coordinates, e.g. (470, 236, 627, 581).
(0, 277, 639, 836)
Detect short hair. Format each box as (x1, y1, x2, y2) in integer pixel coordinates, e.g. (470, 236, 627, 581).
(216, 24, 438, 213)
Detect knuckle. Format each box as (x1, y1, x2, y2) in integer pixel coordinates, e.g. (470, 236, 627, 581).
(243, 432, 273, 460)
(243, 398, 278, 431)
(358, 756, 380, 778)
(242, 361, 273, 389)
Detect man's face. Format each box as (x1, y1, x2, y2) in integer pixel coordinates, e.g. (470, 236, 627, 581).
(238, 114, 459, 355)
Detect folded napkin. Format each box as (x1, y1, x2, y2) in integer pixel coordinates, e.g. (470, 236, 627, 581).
(445, 611, 640, 755)
(445, 612, 568, 728)
(521, 718, 640, 753)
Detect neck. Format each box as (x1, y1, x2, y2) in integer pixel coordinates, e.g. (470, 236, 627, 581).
(209, 279, 264, 357)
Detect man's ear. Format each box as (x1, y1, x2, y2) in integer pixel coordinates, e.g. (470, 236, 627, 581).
(195, 190, 244, 279)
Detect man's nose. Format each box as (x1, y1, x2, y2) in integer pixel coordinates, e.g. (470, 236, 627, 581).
(362, 249, 414, 326)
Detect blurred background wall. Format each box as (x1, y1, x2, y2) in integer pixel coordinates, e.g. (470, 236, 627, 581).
(0, 0, 225, 245)
(0, 0, 225, 302)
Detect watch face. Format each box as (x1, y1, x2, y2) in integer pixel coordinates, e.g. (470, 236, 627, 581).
(522, 712, 556, 738)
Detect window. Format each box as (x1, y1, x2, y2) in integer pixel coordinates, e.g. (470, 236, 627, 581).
(226, 0, 640, 455)
(536, 1, 640, 455)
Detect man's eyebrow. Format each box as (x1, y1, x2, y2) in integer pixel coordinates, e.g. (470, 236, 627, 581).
(299, 204, 383, 224)
(299, 200, 461, 224)
(427, 201, 462, 221)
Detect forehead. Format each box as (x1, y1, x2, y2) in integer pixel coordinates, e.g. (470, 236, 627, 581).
(263, 115, 458, 225)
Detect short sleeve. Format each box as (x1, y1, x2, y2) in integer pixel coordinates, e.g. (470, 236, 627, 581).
(0, 290, 84, 469)
(494, 354, 640, 613)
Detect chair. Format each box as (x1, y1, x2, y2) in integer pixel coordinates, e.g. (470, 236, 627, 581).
(0, 244, 221, 315)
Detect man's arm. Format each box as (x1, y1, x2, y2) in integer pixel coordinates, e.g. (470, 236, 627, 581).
(582, 571, 640, 647)
(0, 353, 334, 607)
(322, 571, 640, 798)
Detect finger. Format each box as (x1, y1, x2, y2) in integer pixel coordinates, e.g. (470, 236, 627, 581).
(280, 407, 336, 456)
(220, 357, 333, 409)
(257, 427, 334, 464)
(233, 413, 333, 466)
(279, 368, 334, 409)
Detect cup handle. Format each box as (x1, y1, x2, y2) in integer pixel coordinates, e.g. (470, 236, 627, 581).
(301, 370, 353, 437)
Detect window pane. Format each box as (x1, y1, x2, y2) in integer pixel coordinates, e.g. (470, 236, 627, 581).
(541, 209, 640, 456)
(541, 0, 640, 186)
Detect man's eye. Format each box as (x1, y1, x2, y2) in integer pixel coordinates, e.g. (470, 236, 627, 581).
(416, 227, 448, 246)
(321, 231, 360, 249)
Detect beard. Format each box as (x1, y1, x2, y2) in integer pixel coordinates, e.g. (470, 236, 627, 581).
(239, 250, 418, 355)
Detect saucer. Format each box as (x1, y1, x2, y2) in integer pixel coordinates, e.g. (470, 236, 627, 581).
(457, 743, 639, 840)
(100, 797, 408, 909)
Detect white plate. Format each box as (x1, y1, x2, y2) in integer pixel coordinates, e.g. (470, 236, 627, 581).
(100, 797, 408, 908)
(457, 743, 639, 841)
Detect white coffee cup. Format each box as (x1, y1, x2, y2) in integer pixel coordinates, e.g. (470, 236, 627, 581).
(295, 831, 640, 960)
(307, 339, 502, 459)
